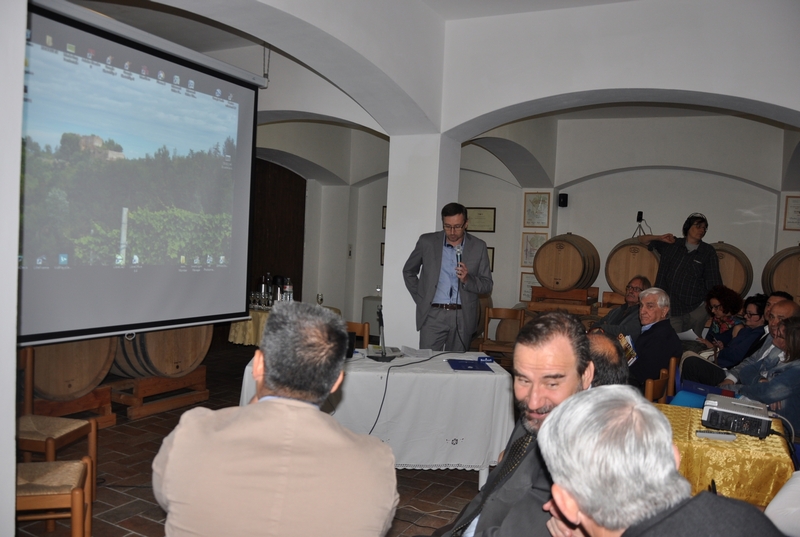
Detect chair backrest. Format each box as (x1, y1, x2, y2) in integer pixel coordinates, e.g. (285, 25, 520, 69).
(484, 308, 525, 343)
(602, 291, 626, 307)
(644, 368, 670, 403)
(346, 321, 370, 345)
(667, 356, 678, 398)
(19, 347, 34, 416)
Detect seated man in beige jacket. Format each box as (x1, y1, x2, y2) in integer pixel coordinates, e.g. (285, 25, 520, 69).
(152, 302, 399, 537)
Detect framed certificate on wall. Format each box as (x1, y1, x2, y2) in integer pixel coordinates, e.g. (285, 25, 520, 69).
(467, 207, 496, 232)
(520, 273, 538, 302)
(524, 192, 550, 228)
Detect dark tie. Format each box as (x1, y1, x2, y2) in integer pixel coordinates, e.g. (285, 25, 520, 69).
(451, 432, 534, 536)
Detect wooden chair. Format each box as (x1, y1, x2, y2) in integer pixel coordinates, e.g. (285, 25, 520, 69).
(17, 456, 92, 537)
(644, 369, 670, 403)
(644, 358, 678, 403)
(346, 321, 370, 347)
(597, 291, 626, 317)
(667, 356, 678, 399)
(480, 308, 525, 368)
(17, 347, 98, 506)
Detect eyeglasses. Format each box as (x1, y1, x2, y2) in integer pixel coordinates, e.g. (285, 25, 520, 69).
(709, 303, 722, 310)
(744, 312, 761, 318)
(443, 224, 465, 231)
(626, 285, 643, 292)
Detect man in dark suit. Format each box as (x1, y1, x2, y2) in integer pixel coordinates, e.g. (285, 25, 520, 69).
(628, 287, 682, 391)
(538, 385, 783, 537)
(403, 203, 493, 351)
(431, 312, 594, 537)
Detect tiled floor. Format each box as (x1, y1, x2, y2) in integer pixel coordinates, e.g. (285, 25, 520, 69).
(16, 328, 479, 537)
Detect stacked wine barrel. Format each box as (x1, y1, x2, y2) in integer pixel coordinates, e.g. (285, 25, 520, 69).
(762, 245, 800, 302)
(533, 233, 600, 291)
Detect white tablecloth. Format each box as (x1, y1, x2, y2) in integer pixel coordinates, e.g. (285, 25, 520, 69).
(240, 352, 515, 482)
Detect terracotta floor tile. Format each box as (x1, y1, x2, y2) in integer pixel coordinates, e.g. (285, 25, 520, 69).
(97, 499, 156, 524)
(416, 483, 459, 503)
(117, 515, 166, 537)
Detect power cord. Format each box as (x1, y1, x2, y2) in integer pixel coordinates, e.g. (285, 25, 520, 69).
(367, 351, 454, 435)
(768, 411, 798, 470)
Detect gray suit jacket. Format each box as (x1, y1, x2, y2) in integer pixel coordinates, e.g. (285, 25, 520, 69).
(402, 230, 493, 338)
(441, 420, 552, 537)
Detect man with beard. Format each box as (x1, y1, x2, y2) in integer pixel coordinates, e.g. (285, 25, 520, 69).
(433, 312, 594, 537)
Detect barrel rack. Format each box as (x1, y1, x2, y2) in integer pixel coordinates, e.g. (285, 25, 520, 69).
(105, 365, 209, 420)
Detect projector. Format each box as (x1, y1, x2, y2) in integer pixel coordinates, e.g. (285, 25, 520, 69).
(701, 394, 772, 439)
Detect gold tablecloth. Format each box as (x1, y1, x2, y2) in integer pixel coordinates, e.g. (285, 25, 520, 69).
(656, 404, 794, 506)
(228, 309, 270, 346)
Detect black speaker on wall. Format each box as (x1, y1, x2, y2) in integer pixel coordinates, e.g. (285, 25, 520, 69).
(558, 193, 569, 207)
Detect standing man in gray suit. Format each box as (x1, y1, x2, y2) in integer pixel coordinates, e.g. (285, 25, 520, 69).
(403, 203, 493, 351)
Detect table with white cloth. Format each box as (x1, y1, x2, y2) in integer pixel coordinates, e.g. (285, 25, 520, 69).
(240, 352, 515, 487)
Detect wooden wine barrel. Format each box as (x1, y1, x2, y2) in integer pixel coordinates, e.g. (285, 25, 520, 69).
(533, 233, 600, 291)
(113, 325, 213, 378)
(762, 245, 800, 303)
(32, 337, 116, 401)
(604, 238, 660, 295)
(711, 242, 753, 297)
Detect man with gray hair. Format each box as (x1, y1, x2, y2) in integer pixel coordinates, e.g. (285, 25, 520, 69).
(152, 302, 399, 537)
(628, 287, 682, 391)
(538, 385, 783, 536)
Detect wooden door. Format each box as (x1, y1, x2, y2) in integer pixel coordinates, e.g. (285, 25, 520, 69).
(248, 159, 306, 301)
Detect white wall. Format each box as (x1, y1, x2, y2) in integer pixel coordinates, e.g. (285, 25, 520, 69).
(558, 168, 778, 296)
(459, 171, 523, 308)
(209, 45, 385, 134)
(351, 177, 388, 323)
(555, 116, 784, 189)
(442, 0, 800, 136)
(257, 122, 352, 182)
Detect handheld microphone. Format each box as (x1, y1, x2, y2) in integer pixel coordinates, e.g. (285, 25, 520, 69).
(455, 245, 463, 266)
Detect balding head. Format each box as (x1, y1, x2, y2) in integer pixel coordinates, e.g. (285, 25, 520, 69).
(588, 333, 629, 387)
(768, 300, 800, 342)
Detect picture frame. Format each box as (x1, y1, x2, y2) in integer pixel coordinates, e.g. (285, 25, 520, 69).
(523, 192, 550, 228)
(520, 273, 538, 302)
(486, 247, 494, 272)
(380, 242, 385, 266)
(382, 206, 387, 229)
(466, 207, 496, 232)
(784, 196, 800, 231)
(521, 232, 548, 268)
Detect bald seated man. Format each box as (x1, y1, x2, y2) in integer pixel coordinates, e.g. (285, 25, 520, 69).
(587, 332, 629, 387)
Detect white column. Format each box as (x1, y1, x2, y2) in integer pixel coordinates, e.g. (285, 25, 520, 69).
(382, 133, 461, 348)
(2, 0, 26, 532)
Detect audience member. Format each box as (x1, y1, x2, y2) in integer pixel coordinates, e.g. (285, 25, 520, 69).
(537, 385, 784, 537)
(588, 332, 629, 386)
(637, 213, 722, 339)
(589, 275, 650, 344)
(683, 294, 766, 370)
(152, 302, 399, 537)
(738, 316, 800, 434)
(433, 312, 594, 537)
(696, 285, 744, 349)
(682, 297, 799, 386)
(628, 288, 682, 391)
